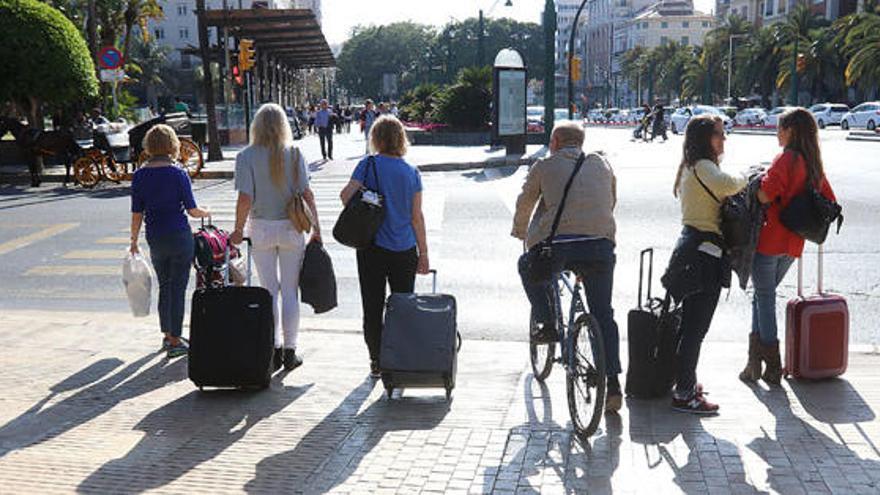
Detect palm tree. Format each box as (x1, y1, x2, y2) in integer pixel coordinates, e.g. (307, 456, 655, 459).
(774, 3, 828, 101)
(838, 0, 880, 94)
(121, 0, 164, 66)
(128, 36, 170, 109)
(653, 42, 690, 104)
(737, 26, 782, 107)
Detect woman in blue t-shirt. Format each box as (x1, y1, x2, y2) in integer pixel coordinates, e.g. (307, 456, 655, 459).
(340, 115, 430, 377)
(130, 125, 209, 358)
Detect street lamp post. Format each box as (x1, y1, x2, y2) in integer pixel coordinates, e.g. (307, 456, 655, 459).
(789, 35, 799, 106)
(727, 33, 747, 102)
(567, 0, 590, 120)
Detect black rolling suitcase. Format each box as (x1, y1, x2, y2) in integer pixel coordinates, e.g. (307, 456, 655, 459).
(189, 238, 275, 390)
(380, 270, 460, 400)
(625, 248, 682, 398)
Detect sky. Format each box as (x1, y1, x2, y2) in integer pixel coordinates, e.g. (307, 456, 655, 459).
(322, 0, 716, 47)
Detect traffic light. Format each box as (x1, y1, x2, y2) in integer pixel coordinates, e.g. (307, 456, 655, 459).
(232, 64, 243, 86)
(796, 53, 806, 73)
(239, 38, 255, 71)
(570, 56, 582, 82)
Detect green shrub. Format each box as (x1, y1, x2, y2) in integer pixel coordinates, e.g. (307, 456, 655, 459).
(399, 83, 440, 123)
(0, 0, 99, 107)
(431, 67, 492, 130)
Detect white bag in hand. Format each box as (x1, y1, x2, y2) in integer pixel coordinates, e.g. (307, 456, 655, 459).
(122, 253, 153, 317)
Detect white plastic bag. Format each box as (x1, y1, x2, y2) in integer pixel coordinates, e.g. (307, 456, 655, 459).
(122, 253, 153, 317)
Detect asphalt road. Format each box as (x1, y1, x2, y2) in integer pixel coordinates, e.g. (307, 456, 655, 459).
(0, 127, 877, 347)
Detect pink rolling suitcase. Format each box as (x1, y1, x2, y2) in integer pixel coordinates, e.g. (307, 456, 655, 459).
(784, 244, 849, 379)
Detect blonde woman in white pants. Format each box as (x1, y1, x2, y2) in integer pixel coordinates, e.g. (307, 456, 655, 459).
(231, 103, 321, 371)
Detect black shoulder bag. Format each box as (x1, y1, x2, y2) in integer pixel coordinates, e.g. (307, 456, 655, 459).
(333, 156, 386, 249)
(779, 179, 843, 245)
(693, 168, 749, 249)
(524, 153, 586, 284)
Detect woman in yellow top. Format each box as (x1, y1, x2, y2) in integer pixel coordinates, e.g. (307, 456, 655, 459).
(664, 114, 746, 415)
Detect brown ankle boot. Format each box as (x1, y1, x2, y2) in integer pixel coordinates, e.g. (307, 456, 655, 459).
(739, 334, 762, 382)
(761, 341, 783, 385)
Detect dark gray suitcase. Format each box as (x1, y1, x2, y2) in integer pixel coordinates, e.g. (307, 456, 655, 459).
(380, 270, 460, 400)
(189, 238, 275, 390)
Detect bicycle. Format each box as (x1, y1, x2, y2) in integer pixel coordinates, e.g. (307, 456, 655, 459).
(529, 270, 607, 440)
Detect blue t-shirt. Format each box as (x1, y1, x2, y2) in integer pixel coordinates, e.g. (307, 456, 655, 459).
(353, 155, 422, 252)
(131, 166, 197, 241)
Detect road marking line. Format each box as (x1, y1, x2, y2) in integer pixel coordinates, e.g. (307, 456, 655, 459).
(95, 236, 132, 244)
(62, 250, 127, 260)
(25, 265, 118, 276)
(0, 223, 79, 256)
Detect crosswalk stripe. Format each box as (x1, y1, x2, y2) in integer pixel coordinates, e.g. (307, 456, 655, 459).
(26, 265, 118, 276)
(0, 223, 79, 256)
(61, 250, 128, 260)
(95, 236, 133, 245)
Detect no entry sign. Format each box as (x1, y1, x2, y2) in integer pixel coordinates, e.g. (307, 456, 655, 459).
(97, 46, 123, 70)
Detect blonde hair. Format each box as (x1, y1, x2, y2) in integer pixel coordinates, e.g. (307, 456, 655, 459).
(369, 115, 408, 157)
(250, 103, 295, 188)
(551, 121, 585, 149)
(143, 124, 180, 159)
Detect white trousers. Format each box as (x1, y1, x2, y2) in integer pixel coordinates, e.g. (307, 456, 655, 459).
(246, 219, 306, 349)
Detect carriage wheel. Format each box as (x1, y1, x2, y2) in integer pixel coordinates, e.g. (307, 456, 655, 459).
(178, 139, 204, 179)
(136, 150, 149, 169)
(101, 156, 125, 183)
(73, 156, 100, 188)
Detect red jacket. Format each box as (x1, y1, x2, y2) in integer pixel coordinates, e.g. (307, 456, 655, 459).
(757, 150, 836, 258)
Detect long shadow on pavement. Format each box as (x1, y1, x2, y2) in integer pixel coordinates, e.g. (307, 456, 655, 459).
(747, 379, 880, 492)
(246, 376, 451, 493)
(0, 353, 185, 459)
(483, 375, 623, 494)
(628, 396, 759, 494)
(77, 380, 313, 494)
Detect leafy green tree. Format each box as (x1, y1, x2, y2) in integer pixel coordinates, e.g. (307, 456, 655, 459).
(127, 35, 171, 109)
(0, 0, 99, 122)
(431, 66, 492, 129)
(336, 22, 436, 99)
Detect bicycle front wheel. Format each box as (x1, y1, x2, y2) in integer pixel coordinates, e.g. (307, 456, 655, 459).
(566, 313, 606, 440)
(529, 315, 556, 382)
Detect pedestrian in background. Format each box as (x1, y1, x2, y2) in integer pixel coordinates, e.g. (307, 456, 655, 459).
(651, 104, 667, 142)
(231, 103, 322, 372)
(315, 99, 335, 161)
(307, 104, 316, 135)
(339, 115, 430, 378)
(360, 100, 378, 154)
(739, 108, 837, 385)
(512, 122, 623, 413)
(664, 114, 746, 414)
(344, 107, 353, 133)
(129, 124, 210, 358)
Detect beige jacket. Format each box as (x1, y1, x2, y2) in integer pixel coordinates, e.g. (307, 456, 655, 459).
(512, 147, 617, 250)
(679, 159, 747, 235)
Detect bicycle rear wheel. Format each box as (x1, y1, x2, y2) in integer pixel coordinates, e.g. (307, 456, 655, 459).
(529, 315, 556, 382)
(566, 313, 606, 440)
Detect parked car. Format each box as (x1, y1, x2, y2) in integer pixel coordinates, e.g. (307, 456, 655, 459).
(809, 103, 849, 128)
(761, 106, 797, 127)
(669, 106, 732, 134)
(587, 109, 606, 122)
(717, 106, 738, 120)
(734, 108, 767, 126)
(841, 101, 880, 131)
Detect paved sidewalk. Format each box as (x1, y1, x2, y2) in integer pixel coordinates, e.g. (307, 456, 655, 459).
(1, 310, 879, 494)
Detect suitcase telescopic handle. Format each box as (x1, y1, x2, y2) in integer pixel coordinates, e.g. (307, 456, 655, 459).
(637, 248, 653, 309)
(428, 269, 438, 294)
(224, 237, 253, 286)
(798, 243, 825, 297)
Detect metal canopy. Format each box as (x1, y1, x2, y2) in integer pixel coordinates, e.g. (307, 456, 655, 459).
(203, 8, 335, 68)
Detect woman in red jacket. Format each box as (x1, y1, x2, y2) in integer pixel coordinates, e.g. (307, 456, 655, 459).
(739, 108, 836, 385)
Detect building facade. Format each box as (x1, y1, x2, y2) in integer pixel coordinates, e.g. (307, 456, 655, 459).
(622, 1, 714, 50)
(717, 0, 858, 27)
(555, 0, 590, 107)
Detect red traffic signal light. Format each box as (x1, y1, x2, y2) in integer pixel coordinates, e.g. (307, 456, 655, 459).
(233, 65, 243, 86)
(796, 54, 807, 73)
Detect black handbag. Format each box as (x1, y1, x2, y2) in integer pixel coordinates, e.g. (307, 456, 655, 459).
(333, 156, 385, 249)
(693, 168, 748, 249)
(524, 153, 586, 284)
(779, 182, 843, 244)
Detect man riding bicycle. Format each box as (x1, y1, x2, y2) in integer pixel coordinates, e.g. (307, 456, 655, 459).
(511, 121, 623, 413)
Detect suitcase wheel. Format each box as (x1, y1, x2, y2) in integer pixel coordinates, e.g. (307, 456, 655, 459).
(386, 386, 394, 399)
(445, 388, 452, 401)
(199, 386, 204, 392)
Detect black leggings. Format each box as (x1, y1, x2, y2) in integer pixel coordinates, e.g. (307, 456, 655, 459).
(356, 245, 418, 362)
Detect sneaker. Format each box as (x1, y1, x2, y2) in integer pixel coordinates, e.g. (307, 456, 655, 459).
(530, 322, 558, 344)
(606, 376, 623, 414)
(283, 348, 303, 371)
(167, 340, 189, 359)
(273, 348, 283, 372)
(161, 336, 171, 351)
(672, 394, 719, 415)
(370, 360, 381, 379)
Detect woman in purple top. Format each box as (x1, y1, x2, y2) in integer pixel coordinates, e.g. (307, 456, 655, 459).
(130, 125, 209, 358)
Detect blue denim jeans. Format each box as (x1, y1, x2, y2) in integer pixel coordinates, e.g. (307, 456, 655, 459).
(751, 252, 795, 345)
(518, 239, 621, 376)
(148, 230, 194, 338)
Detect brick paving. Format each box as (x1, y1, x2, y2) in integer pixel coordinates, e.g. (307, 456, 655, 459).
(1, 310, 880, 494)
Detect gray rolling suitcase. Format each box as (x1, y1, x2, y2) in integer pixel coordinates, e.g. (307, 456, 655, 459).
(380, 270, 460, 400)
